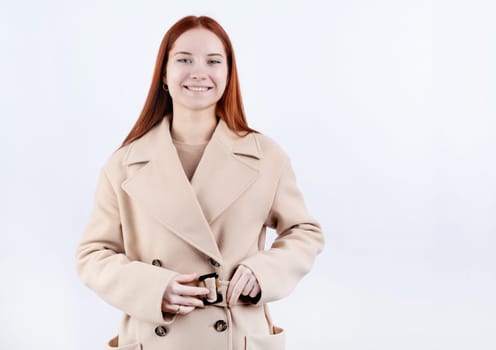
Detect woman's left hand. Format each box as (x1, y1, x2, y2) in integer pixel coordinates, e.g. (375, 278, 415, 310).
(227, 264, 261, 307)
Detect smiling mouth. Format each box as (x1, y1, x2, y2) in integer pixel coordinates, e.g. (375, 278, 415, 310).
(184, 85, 213, 92)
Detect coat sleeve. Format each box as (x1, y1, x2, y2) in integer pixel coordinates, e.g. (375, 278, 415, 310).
(76, 166, 178, 325)
(239, 156, 324, 304)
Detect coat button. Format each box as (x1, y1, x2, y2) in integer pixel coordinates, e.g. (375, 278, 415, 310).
(209, 257, 220, 267)
(155, 325, 168, 337)
(214, 320, 228, 332)
(152, 259, 162, 267)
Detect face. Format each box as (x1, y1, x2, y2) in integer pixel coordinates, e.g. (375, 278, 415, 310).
(164, 28, 228, 114)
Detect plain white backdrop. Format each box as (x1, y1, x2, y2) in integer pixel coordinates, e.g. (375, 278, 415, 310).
(1, 0, 495, 349)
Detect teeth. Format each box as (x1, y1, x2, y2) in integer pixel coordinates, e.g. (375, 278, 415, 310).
(187, 86, 209, 92)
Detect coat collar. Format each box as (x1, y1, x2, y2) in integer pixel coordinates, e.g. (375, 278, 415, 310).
(120, 116, 261, 262)
(123, 116, 261, 165)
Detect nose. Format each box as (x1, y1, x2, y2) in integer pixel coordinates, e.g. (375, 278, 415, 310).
(189, 63, 208, 81)
(190, 71, 207, 81)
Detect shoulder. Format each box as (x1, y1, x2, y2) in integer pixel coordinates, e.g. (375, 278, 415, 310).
(99, 143, 133, 180)
(252, 132, 290, 164)
(101, 119, 163, 178)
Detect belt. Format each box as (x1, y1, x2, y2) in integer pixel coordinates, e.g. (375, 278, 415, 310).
(198, 272, 256, 308)
(198, 272, 229, 307)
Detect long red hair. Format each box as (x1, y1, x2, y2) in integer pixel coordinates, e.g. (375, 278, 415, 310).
(119, 15, 255, 149)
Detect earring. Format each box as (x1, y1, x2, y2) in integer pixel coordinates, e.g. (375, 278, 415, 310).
(162, 83, 169, 92)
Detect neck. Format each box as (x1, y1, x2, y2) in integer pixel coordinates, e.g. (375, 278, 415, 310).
(170, 107, 218, 144)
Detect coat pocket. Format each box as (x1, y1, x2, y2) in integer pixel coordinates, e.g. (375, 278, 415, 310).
(106, 335, 142, 350)
(245, 326, 285, 350)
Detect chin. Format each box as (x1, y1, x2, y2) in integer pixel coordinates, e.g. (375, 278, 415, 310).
(178, 99, 220, 111)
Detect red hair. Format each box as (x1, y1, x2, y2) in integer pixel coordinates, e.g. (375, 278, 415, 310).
(119, 15, 255, 149)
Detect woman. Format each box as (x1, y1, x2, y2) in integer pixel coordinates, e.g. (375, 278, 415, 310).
(76, 15, 324, 350)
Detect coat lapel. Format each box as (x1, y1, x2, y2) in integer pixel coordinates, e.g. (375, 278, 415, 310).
(120, 116, 261, 261)
(191, 120, 261, 224)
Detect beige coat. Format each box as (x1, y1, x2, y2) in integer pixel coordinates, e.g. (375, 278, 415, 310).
(76, 116, 324, 350)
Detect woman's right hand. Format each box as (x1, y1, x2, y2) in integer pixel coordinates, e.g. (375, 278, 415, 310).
(162, 273, 209, 316)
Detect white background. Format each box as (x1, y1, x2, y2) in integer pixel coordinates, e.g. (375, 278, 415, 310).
(1, 0, 495, 349)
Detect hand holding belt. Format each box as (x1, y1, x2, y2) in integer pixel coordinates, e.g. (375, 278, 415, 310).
(198, 272, 258, 307)
(198, 272, 224, 306)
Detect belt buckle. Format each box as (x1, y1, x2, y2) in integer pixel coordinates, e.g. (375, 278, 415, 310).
(198, 272, 223, 305)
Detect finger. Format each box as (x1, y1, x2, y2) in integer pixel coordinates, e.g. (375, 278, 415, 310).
(174, 284, 209, 297)
(177, 305, 195, 315)
(163, 304, 195, 315)
(175, 296, 205, 308)
(226, 268, 242, 303)
(237, 265, 261, 298)
(241, 278, 255, 296)
(228, 280, 243, 307)
(229, 274, 250, 307)
(166, 291, 205, 305)
(227, 265, 253, 305)
(163, 303, 181, 314)
(249, 283, 261, 298)
(174, 273, 198, 284)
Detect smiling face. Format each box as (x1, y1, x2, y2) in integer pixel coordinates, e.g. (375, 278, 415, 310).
(164, 28, 228, 115)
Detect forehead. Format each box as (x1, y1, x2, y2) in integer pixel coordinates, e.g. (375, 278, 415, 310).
(171, 28, 226, 55)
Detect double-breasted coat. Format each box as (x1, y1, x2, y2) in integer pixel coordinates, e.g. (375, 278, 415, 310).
(76, 115, 324, 350)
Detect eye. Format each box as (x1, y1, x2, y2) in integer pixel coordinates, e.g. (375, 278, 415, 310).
(208, 59, 222, 64)
(177, 58, 192, 63)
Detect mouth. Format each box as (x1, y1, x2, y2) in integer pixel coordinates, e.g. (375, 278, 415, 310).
(183, 85, 213, 92)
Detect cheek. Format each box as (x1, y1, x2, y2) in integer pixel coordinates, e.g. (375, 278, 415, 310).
(215, 69, 229, 89)
(165, 71, 179, 85)
(165, 65, 185, 85)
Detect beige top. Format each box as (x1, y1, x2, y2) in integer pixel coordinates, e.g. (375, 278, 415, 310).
(172, 139, 208, 181)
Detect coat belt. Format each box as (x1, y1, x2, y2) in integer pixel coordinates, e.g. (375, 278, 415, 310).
(198, 275, 256, 308)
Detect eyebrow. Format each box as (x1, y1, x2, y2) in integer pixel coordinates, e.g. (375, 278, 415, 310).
(173, 51, 224, 58)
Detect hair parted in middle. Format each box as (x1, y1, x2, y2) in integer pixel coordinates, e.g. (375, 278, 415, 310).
(120, 15, 256, 149)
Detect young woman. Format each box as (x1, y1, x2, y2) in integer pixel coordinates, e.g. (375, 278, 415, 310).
(76, 15, 324, 350)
